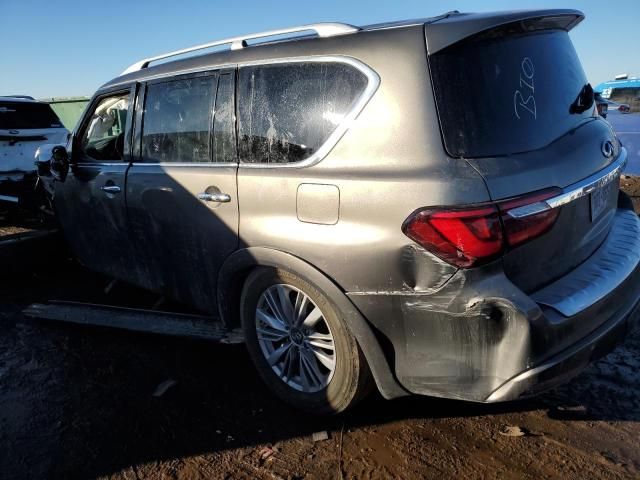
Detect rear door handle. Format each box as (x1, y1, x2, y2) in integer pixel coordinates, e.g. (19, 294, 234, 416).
(100, 185, 121, 194)
(197, 192, 231, 203)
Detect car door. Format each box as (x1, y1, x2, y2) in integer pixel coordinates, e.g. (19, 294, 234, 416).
(126, 69, 239, 313)
(54, 86, 137, 280)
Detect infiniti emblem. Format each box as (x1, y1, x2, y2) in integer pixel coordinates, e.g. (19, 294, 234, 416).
(601, 140, 614, 158)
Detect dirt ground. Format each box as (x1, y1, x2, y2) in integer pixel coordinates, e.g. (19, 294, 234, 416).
(1, 180, 639, 480)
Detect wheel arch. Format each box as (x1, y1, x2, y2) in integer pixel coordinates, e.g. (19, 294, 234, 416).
(216, 246, 408, 400)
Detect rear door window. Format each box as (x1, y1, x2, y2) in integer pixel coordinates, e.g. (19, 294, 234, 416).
(141, 75, 216, 163)
(430, 30, 592, 158)
(0, 101, 63, 130)
(237, 62, 368, 164)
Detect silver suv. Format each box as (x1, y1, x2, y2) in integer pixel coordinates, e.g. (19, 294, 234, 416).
(39, 9, 639, 413)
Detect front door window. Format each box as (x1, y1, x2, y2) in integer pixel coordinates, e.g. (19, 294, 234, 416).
(80, 92, 130, 161)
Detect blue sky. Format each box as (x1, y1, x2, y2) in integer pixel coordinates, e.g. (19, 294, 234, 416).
(1, 0, 638, 98)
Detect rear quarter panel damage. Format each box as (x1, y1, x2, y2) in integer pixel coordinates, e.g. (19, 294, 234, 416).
(348, 266, 543, 401)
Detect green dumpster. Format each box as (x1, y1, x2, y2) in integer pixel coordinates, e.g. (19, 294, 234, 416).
(39, 96, 90, 131)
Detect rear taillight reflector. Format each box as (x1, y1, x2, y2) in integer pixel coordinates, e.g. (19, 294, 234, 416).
(402, 205, 503, 268)
(402, 188, 561, 268)
(499, 188, 561, 248)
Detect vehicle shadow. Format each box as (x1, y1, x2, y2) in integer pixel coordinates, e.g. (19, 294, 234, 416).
(19, 313, 638, 479)
(1, 182, 639, 478)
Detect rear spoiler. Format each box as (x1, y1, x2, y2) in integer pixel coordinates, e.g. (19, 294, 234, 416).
(425, 9, 584, 54)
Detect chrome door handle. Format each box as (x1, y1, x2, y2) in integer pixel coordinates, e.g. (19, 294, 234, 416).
(197, 192, 231, 203)
(100, 185, 121, 194)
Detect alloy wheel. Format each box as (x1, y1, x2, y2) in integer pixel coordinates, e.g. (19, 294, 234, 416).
(255, 284, 336, 392)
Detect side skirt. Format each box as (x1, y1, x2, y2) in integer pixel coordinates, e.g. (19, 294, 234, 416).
(23, 301, 244, 344)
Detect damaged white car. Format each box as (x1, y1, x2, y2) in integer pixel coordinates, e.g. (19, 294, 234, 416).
(0, 96, 68, 206)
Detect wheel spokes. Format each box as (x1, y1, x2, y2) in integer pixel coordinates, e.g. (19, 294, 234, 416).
(281, 345, 298, 381)
(255, 283, 336, 393)
(267, 342, 292, 366)
(298, 354, 311, 392)
(301, 306, 322, 329)
(293, 291, 309, 326)
(256, 326, 288, 342)
(264, 288, 289, 327)
(306, 332, 334, 349)
(256, 308, 288, 333)
(300, 349, 324, 388)
(275, 285, 295, 326)
(309, 346, 336, 371)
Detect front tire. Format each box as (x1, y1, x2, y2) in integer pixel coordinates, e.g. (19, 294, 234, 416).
(241, 267, 372, 414)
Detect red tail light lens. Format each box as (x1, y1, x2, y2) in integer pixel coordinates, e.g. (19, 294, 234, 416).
(402, 205, 503, 268)
(402, 188, 562, 269)
(498, 188, 561, 248)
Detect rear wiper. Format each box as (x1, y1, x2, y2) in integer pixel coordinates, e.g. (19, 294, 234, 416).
(570, 83, 594, 114)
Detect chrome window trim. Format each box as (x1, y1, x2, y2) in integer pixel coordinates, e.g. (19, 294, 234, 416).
(236, 56, 379, 169)
(107, 55, 380, 169)
(129, 162, 235, 168)
(106, 63, 237, 88)
(507, 147, 627, 219)
(75, 162, 129, 167)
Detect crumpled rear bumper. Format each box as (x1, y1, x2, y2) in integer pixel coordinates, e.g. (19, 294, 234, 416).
(348, 206, 640, 402)
(486, 296, 639, 402)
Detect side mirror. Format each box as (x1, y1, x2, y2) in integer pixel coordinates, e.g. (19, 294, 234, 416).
(35, 144, 70, 182)
(51, 146, 70, 181)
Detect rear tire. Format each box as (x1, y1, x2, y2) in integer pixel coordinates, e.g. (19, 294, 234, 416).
(241, 267, 372, 414)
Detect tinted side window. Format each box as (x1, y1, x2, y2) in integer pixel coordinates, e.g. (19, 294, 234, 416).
(238, 62, 368, 164)
(213, 73, 236, 163)
(141, 76, 216, 163)
(80, 92, 130, 161)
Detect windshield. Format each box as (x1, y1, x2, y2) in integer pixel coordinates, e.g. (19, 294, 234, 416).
(430, 30, 592, 158)
(0, 101, 64, 130)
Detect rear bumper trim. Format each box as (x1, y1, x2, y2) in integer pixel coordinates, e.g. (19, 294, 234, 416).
(486, 297, 640, 402)
(531, 208, 640, 316)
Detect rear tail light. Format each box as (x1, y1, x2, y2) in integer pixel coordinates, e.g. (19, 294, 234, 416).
(402, 206, 503, 268)
(402, 188, 561, 268)
(499, 189, 561, 248)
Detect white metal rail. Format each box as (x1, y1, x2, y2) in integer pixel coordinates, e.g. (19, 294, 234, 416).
(121, 23, 360, 75)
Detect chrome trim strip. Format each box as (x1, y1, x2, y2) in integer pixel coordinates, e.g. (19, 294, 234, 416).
(112, 56, 379, 170)
(506, 201, 551, 219)
(130, 162, 236, 168)
(75, 162, 128, 167)
(0, 194, 19, 203)
(507, 147, 627, 218)
(107, 63, 236, 88)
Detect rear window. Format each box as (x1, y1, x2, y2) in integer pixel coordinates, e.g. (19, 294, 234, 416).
(0, 101, 63, 130)
(142, 76, 216, 163)
(238, 62, 368, 164)
(430, 30, 592, 158)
